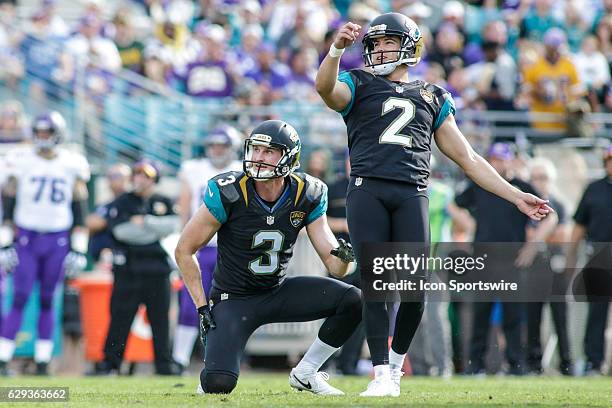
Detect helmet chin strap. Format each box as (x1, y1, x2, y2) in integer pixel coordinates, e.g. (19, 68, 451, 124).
(248, 166, 276, 179)
(372, 60, 402, 76)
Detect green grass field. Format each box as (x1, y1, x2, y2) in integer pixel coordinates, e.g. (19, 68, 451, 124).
(2, 374, 611, 407)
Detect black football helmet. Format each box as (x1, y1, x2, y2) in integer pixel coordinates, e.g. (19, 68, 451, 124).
(362, 12, 424, 75)
(243, 120, 301, 180)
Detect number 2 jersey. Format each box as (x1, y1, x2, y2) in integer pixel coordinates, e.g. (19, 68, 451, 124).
(203, 171, 327, 295)
(338, 69, 456, 187)
(4, 146, 90, 232)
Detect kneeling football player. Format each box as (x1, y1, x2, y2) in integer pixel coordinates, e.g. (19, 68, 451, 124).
(175, 120, 361, 395)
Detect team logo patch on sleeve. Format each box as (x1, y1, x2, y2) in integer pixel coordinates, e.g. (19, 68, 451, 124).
(420, 88, 434, 104)
(290, 211, 306, 228)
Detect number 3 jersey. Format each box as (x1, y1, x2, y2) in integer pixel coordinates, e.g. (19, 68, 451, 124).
(4, 147, 90, 232)
(338, 69, 456, 187)
(203, 171, 327, 295)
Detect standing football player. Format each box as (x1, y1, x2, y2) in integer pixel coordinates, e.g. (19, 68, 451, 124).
(0, 111, 89, 376)
(316, 13, 553, 396)
(172, 125, 242, 374)
(175, 120, 361, 395)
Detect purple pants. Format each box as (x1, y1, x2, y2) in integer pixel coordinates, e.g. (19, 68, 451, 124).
(178, 246, 217, 327)
(0, 271, 3, 334)
(1, 228, 69, 341)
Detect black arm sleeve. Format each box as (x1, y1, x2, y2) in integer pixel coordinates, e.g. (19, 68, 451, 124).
(71, 199, 89, 227)
(2, 194, 16, 222)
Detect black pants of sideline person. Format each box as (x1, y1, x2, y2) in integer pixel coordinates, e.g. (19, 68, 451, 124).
(468, 302, 525, 375)
(584, 301, 610, 372)
(103, 269, 173, 374)
(526, 301, 571, 374)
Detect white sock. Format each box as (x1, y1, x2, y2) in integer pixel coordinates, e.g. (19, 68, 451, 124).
(0, 337, 15, 362)
(172, 325, 199, 367)
(295, 337, 339, 374)
(389, 348, 406, 371)
(374, 364, 391, 380)
(34, 339, 54, 363)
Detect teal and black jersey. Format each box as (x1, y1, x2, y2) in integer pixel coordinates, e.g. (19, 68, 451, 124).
(203, 171, 327, 295)
(338, 69, 456, 187)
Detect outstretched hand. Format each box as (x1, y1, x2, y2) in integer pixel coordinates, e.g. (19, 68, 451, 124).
(515, 192, 554, 221)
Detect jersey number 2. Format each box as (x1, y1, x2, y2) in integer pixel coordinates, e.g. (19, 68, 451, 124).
(249, 230, 284, 275)
(379, 97, 415, 148)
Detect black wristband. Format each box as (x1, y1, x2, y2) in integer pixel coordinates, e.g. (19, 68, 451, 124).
(2, 194, 15, 222)
(71, 199, 88, 227)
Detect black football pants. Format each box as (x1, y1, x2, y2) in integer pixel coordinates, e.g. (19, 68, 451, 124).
(346, 176, 428, 366)
(200, 276, 361, 394)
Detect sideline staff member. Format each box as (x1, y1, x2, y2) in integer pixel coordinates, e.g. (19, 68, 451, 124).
(94, 159, 179, 375)
(455, 143, 557, 375)
(567, 146, 612, 375)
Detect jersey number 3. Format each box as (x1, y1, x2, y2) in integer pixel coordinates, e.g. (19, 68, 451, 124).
(379, 97, 415, 148)
(249, 230, 284, 275)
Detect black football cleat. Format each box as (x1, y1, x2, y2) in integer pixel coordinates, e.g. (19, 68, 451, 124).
(35, 362, 49, 376)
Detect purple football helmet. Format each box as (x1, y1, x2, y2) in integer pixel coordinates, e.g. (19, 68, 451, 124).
(204, 125, 241, 168)
(32, 111, 66, 151)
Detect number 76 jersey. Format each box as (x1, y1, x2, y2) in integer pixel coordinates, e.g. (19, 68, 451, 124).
(5, 147, 90, 232)
(338, 69, 456, 188)
(203, 171, 327, 296)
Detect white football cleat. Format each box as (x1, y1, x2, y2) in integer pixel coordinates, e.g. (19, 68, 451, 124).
(289, 368, 345, 395)
(359, 377, 400, 397)
(391, 368, 404, 388)
(196, 383, 204, 395)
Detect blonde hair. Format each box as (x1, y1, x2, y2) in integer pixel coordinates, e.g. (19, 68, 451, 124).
(529, 157, 558, 182)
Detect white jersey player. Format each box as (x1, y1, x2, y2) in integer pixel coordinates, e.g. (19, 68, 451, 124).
(0, 111, 90, 376)
(172, 125, 242, 373)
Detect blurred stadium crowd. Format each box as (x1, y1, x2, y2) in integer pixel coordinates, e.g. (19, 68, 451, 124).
(0, 0, 611, 143)
(0, 0, 611, 379)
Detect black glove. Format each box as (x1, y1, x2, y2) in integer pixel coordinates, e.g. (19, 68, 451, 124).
(198, 305, 216, 359)
(330, 238, 355, 263)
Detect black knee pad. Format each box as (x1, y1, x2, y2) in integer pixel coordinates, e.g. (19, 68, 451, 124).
(40, 296, 53, 311)
(339, 287, 362, 320)
(200, 370, 237, 394)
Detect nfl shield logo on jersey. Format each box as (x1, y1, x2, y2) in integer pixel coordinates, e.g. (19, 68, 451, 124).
(290, 211, 306, 228)
(355, 177, 363, 186)
(266, 215, 275, 225)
